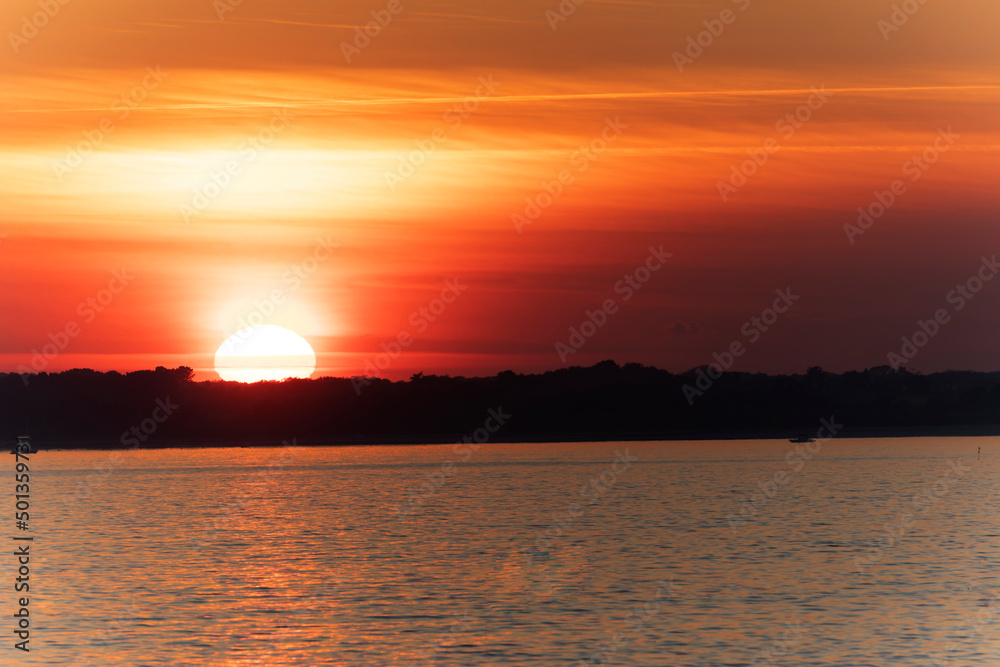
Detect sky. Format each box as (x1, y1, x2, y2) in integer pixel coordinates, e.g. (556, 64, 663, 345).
(1, 0, 998, 380)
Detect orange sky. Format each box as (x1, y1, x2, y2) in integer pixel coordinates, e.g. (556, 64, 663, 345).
(1, 0, 998, 380)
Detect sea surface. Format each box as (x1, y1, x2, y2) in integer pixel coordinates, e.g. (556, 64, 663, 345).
(13, 437, 1000, 666)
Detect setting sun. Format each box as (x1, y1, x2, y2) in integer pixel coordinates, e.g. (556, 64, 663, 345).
(214, 324, 316, 382)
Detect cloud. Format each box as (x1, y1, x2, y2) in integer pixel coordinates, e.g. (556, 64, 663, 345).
(667, 321, 700, 336)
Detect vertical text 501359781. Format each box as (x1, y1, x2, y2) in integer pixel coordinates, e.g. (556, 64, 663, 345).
(12, 436, 33, 652)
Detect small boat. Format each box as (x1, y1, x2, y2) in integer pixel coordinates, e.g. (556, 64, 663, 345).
(788, 434, 815, 443)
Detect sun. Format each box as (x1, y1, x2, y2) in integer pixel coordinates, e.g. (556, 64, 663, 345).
(214, 325, 316, 382)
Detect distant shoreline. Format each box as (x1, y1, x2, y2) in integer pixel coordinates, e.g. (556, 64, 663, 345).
(22, 424, 1000, 451)
(8, 364, 1000, 451)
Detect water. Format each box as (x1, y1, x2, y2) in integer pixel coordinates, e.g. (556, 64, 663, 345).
(13, 438, 1000, 666)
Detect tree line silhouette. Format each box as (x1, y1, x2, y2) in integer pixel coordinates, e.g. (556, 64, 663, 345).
(2, 362, 999, 448)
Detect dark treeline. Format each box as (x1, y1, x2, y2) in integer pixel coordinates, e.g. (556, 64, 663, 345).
(2, 362, 1000, 448)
